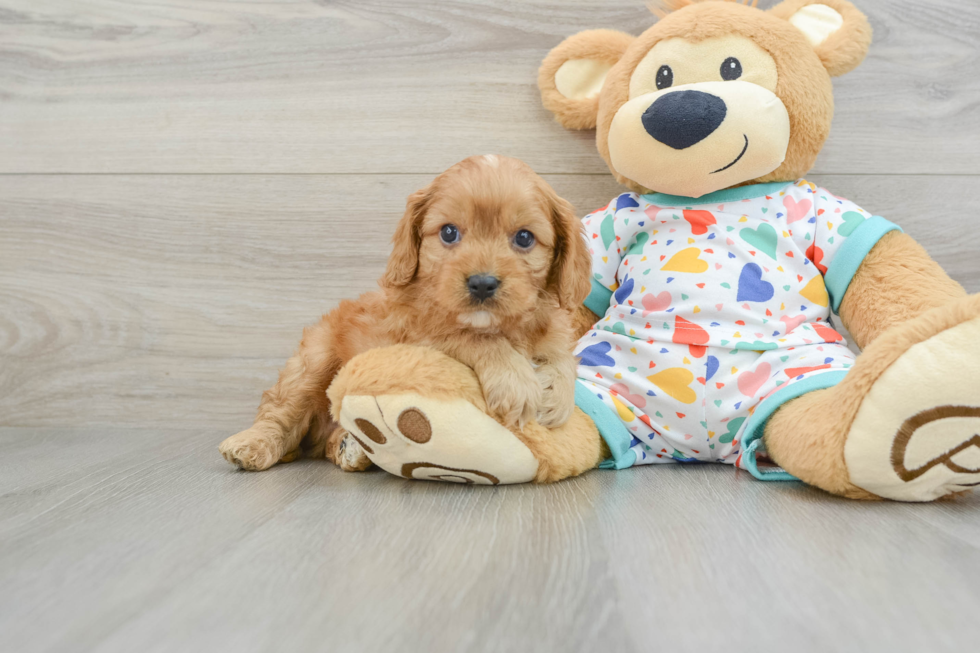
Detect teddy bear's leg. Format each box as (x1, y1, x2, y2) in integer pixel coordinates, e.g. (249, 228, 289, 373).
(760, 294, 980, 501)
(326, 345, 607, 484)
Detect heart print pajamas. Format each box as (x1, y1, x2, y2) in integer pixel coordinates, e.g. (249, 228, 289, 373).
(570, 180, 901, 479)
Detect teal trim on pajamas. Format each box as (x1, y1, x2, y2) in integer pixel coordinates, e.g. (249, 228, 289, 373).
(584, 277, 614, 317)
(740, 370, 849, 481)
(824, 216, 902, 312)
(640, 181, 792, 207)
(574, 381, 637, 470)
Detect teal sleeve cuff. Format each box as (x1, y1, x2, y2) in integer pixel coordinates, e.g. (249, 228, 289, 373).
(740, 371, 848, 482)
(824, 216, 902, 313)
(583, 277, 614, 317)
(574, 381, 637, 470)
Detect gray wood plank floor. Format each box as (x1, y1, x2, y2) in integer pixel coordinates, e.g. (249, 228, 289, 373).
(2, 0, 980, 651)
(2, 428, 980, 653)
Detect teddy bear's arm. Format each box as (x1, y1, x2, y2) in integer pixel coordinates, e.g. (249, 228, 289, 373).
(838, 231, 967, 349)
(578, 201, 647, 320)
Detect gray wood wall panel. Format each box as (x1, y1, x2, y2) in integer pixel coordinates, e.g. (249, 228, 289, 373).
(0, 0, 977, 174)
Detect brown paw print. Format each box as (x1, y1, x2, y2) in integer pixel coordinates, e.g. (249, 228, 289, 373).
(347, 406, 500, 485)
(892, 405, 980, 487)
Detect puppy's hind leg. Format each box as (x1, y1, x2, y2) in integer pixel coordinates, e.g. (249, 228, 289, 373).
(220, 317, 342, 471)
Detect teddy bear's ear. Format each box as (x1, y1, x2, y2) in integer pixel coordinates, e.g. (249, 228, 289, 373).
(769, 0, 872, 77)
(538, 29, 635, 130)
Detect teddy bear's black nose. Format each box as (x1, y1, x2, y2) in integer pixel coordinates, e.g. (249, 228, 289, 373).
(642, 90, 728, 150)
(467, 274, 499, 302)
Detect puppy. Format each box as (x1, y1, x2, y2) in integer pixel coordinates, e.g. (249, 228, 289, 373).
(219, 155, 592, 472)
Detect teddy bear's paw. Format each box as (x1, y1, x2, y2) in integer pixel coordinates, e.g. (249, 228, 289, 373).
(336, 393, 539, 485)
(845, 315, 980, 501)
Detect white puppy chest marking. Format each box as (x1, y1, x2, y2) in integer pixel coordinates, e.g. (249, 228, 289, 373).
(459, 311, 495, 329)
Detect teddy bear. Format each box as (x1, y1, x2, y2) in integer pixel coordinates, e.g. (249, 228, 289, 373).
(319, 0, 980, 501)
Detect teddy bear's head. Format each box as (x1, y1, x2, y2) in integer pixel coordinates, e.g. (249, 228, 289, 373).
(539, 0, 871, 198)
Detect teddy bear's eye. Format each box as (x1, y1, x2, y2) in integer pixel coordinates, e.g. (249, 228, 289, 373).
(721, 57, 742, 81)
(656, 65, 673, 90)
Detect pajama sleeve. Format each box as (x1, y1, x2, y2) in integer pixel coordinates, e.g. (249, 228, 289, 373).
(581, 193, 647, 317)
(797, 182, 902, 312)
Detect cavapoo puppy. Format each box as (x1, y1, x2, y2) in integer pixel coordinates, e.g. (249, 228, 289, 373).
(220, 155, 592, 472)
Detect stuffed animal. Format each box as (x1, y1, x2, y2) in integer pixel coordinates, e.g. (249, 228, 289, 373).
(328, 0, 980, 501)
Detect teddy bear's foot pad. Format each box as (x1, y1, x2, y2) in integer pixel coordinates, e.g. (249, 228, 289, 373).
(337, 393, 539, 485)
(845, 316, 980, 501)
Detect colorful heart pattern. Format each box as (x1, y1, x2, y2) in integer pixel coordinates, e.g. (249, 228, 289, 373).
(614, 277, 634, 304)
(800, 275, 829, 307)
(576, 182, 881, 467)
(648, 367, 697, 404)
(739, 223, 778, 259)
(683, 209, 717, 236)
(662, 247, 708, 273)
(642, 291, 672, 315)
(779, 314, 807, 333)
(736, 263, 774, 303)
(737, 363, 771, 397)
(610, 382, 647, 409)
(783, 195, 812, 223)
(577, 342, 616, 367)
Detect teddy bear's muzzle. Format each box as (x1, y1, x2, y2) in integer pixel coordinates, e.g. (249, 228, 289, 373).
(607, 81, 790, 198)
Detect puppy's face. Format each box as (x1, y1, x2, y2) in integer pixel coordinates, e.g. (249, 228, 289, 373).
(383, 155, 591, 331)
(417, 160, 555, 328)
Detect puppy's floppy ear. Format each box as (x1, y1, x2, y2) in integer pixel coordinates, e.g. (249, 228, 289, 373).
(543, 185, 592, 309)
(769, 0, 872, 77)
(538, 29, 635, 130)
(381, 185, 431, 288)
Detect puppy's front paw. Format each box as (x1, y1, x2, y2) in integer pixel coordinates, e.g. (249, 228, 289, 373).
(219, 426, 282, 471)
(482, 367, 542, 430)
(536, 364, 576, 428)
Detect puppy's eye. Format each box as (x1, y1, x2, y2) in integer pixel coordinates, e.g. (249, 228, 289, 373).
(721, 57, 742, 81)
(439, 224, 460, 245)
(513, 229, 535, 250)
(656, 65, 673, 90)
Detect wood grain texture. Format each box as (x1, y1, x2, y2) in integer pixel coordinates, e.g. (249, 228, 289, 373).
(0, 0, 977, 174)
(2, 173, 978, 429)
(1, 427, 978, 653)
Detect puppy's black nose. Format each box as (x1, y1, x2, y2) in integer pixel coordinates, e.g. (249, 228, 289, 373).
(467, 274, 499, 302)
(642, 90, 727, 150)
